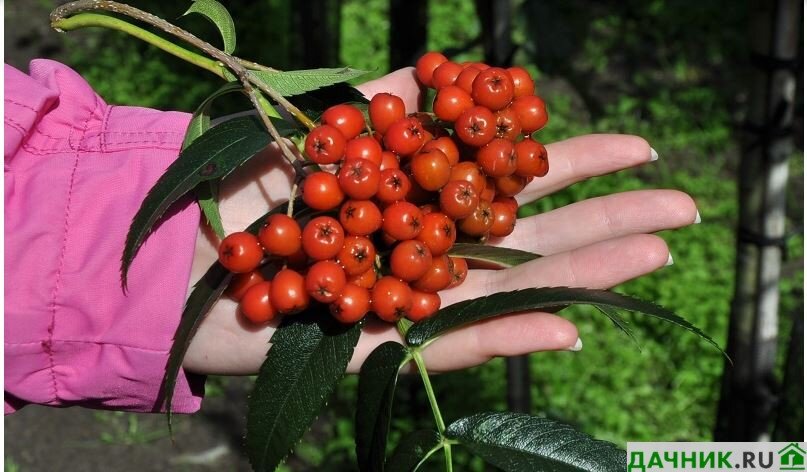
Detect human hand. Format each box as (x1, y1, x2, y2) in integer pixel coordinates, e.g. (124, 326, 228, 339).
(183, 68, 698, 375)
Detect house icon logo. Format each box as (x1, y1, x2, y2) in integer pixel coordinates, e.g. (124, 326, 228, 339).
(779, 443, 806, 471)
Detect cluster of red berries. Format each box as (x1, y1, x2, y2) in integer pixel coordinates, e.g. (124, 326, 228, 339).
(217, 52, 549, 327)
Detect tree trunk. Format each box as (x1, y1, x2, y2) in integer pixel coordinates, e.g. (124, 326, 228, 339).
(293, 0, 342, 68)
(389, 0, 428, 70)
(714, 0, 800, 441)
(772, 308, 804, 440)
(475, 0, 513, 67)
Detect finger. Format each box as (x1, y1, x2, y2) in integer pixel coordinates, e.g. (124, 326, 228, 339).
(519, 134, 656, 204)
(355, 67, 423, 113)
(419, 312, 579, 371)
(440, 233, 671, 307)
(492, 189, 698, 255)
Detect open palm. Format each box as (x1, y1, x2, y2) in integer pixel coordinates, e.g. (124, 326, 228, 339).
(183, 67, 698, 375)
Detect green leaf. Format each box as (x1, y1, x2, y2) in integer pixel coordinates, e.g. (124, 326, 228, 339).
(405, 287, 724, 356)
(593, 305, 641, 350)
(121, 115, 295, 287)
(386, 430, 442, 472)
(250, 68, 370, 97)
(161, 199, 302, 430)
(446, 412, 626, 472)
(181, 82, 244, 149)
(356, 342, 409, 471)
(197, 180, 225, 239)
(183, 0, 236, 54)
(447, 243, 540, 267)
(246, 312, 362, 471)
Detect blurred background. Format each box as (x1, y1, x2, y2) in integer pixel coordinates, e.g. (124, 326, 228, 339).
(5, 0, 804, 470)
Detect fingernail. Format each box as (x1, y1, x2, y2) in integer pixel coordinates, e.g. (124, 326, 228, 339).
(566, 337, 583, 352)
(649, 147, 659, 161)
(665, 253, 675, 266)
(694, 210, 701, 224)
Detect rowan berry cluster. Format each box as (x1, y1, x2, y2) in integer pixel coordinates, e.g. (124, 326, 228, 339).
(217, 52, 549, 327)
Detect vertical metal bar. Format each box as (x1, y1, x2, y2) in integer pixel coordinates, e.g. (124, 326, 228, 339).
(714, 0, 799, 441)
(389, 0, 428, 70)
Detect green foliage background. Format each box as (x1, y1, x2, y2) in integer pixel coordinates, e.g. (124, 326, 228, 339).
(25, 0, 803, 469)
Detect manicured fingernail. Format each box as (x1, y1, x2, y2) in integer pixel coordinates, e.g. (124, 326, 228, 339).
(566, 337, 583, 352)
(649, 147, 659, 161)
(694, 210, 701, 224)
(665, 253, 674, 266)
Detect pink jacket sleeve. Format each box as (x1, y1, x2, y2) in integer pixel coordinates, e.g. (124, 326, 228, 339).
(4, 60, 205, 414)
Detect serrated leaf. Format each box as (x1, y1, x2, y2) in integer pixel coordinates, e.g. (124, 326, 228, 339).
(356, 342, 409, 471)
(405, 287, 724, 357)
(250, 68, 370, 97)
(448, 243, 540, 267)
(183, 0, 236, 54)
(181, 82, 244, 149)
(446, 412, 626, 472)
(594, 305, 641, 350)
(160, 199, 303, 430)
(121, 115, 296, 287)
(247, 313, 362, 471)
(197, 180, 225, 239)
(386, 430, 442, 472)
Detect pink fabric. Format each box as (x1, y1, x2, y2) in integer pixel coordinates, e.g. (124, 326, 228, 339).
(4, 60, 205, 414)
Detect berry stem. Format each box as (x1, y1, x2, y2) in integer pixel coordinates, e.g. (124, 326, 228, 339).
(286, 182, 298, 217)
(411, 349, 454, 472)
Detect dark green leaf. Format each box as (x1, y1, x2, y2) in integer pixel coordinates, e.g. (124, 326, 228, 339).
(160, 200, 302, 430)
(446, 412, 626, 472)
(250, 68, 369, 97)
(197, 180, 225, 239)
(405, 287, 724, 357)
(181, 82, 244, 150)
(593, 305, 641, 350)
(288, 83, 370, 120)
(386, 430, 442, 472)
(247, 312, 362, 471)
(121, 115, 295, 287)
(448, 243, 540, 267)
(356, 342, 409, 471)
(183, 0, 236, 54)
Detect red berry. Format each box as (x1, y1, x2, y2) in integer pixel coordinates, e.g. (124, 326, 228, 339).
(338, 158, 381, 200)
(455, 66, 482, 94)
(259, 214, 302, 257)
(411, 148, 451, 191)
(448, 257, 468, 288)
(384, 117, 426, 156)
(302, 171, 345, 210)
(454, 106, 497, 147)
(390, 239, 433, 281)
(377, 168, 412, 204)
(439, 180, 479, 220)
(348, 267, 377, 289)
(432, 61, 464, 89)
(382, 201, 423, 241)
(337, 235, 376, 276)
(408, 290, 441, 322)
(494, 174, 529, 197)
(489, 201, 517, 237)
(412, 255, 453, 293)
(514, 137, 549, 177)
(507, 66, 535, 97)
(458, 200, 494, 236)
(305, 260, 347, 303)
(416, 51, 448, 88)
(494, 195, 519, 213)
(226, 270, 265, 301)
(271, 269, 309, 314)
(510, 95, 548, 133)
(379, 151, 400, 171)
(433, 85, 474, 122)
(471, 67, 515, 110)
(339, 200, 382, 236)
(345, 136, 383, 167)
(480, 177, 496, 202)
(302, 216, 345, 260)
(321, 104, 366, 140)
(240, 281, 277, 324)
(330, 283, 371, 324)
(494, 107, 522, 141)
(369, 92, 406, 134)
(449, 161, 486, 194)
(417, 212, 457, 255)
(372, 276, 413, 322)
(422, 136, 460, 166)
(305, 125, 346, 164)
(476, 138, 517, 177)
(219, 232, 263, 273)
